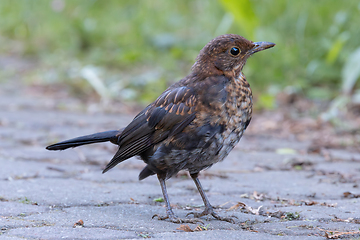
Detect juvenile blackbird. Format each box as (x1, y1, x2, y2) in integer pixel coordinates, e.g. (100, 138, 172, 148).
(46, 34, 275, 223)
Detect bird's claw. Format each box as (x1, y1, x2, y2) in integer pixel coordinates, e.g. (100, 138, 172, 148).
(186, 210, 236, 223)
(152, 214, 203, 224)
(211, 213, 236, 224)
(152, 214, 168, 221)
(186, 211, 201, 218)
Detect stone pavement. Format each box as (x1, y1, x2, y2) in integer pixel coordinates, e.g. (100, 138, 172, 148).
(1, 82, 360, 239)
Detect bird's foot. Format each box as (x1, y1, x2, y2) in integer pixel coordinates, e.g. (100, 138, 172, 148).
(186, 207, 236, 223)
(152, 213, 203, 224)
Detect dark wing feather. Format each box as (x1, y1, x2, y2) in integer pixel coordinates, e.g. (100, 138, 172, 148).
(102, 86, 197, 173)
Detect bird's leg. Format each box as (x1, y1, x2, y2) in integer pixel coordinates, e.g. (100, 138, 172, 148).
(186, 173, 235, 223)
(152, 174, 203, 224)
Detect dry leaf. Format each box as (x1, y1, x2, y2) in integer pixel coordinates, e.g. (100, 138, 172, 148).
(318, 228, 360, 239)
(343, 191, 360, 198)
(253, 191, 264, 200)
(177, 225, 193, 232)
(246, 205, 263, 215)
(219, 201, 231, 208)
(194, 225, 204, 231)
(73, 219, 84, 228)
(228, 202, 263, 215)
(227, 202, 246, 211)
(304, 201, 318, 206)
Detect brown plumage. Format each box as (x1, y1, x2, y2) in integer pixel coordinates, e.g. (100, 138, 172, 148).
(46, 34, 275, 223)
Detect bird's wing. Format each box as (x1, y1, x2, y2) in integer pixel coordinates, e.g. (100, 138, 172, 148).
(102, 86, 197, 173)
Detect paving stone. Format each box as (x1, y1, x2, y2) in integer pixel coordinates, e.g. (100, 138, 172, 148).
(1, 82, 359, 239)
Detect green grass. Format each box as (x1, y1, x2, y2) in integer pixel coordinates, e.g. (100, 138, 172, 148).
(0, 0, 359, 106)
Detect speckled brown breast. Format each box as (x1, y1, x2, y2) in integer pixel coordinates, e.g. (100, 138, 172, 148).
(186, 74, 252, 173)
(150, 74, 253, 178)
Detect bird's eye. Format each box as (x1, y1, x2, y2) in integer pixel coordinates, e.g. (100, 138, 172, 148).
(230, 47, 240, 56)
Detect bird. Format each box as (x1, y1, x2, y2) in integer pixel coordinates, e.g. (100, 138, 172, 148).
(46, 34, 275, 224)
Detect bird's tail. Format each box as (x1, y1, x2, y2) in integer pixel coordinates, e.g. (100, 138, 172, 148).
(46, 129, 123, 151)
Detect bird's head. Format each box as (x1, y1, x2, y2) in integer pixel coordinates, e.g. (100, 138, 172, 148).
(192, 34, 275, 78)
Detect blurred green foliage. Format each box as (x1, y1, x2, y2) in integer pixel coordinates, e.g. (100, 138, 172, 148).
(0, 0, 359, 106)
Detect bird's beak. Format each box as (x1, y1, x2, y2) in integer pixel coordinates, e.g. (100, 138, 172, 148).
(248, 41, 275, 55)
